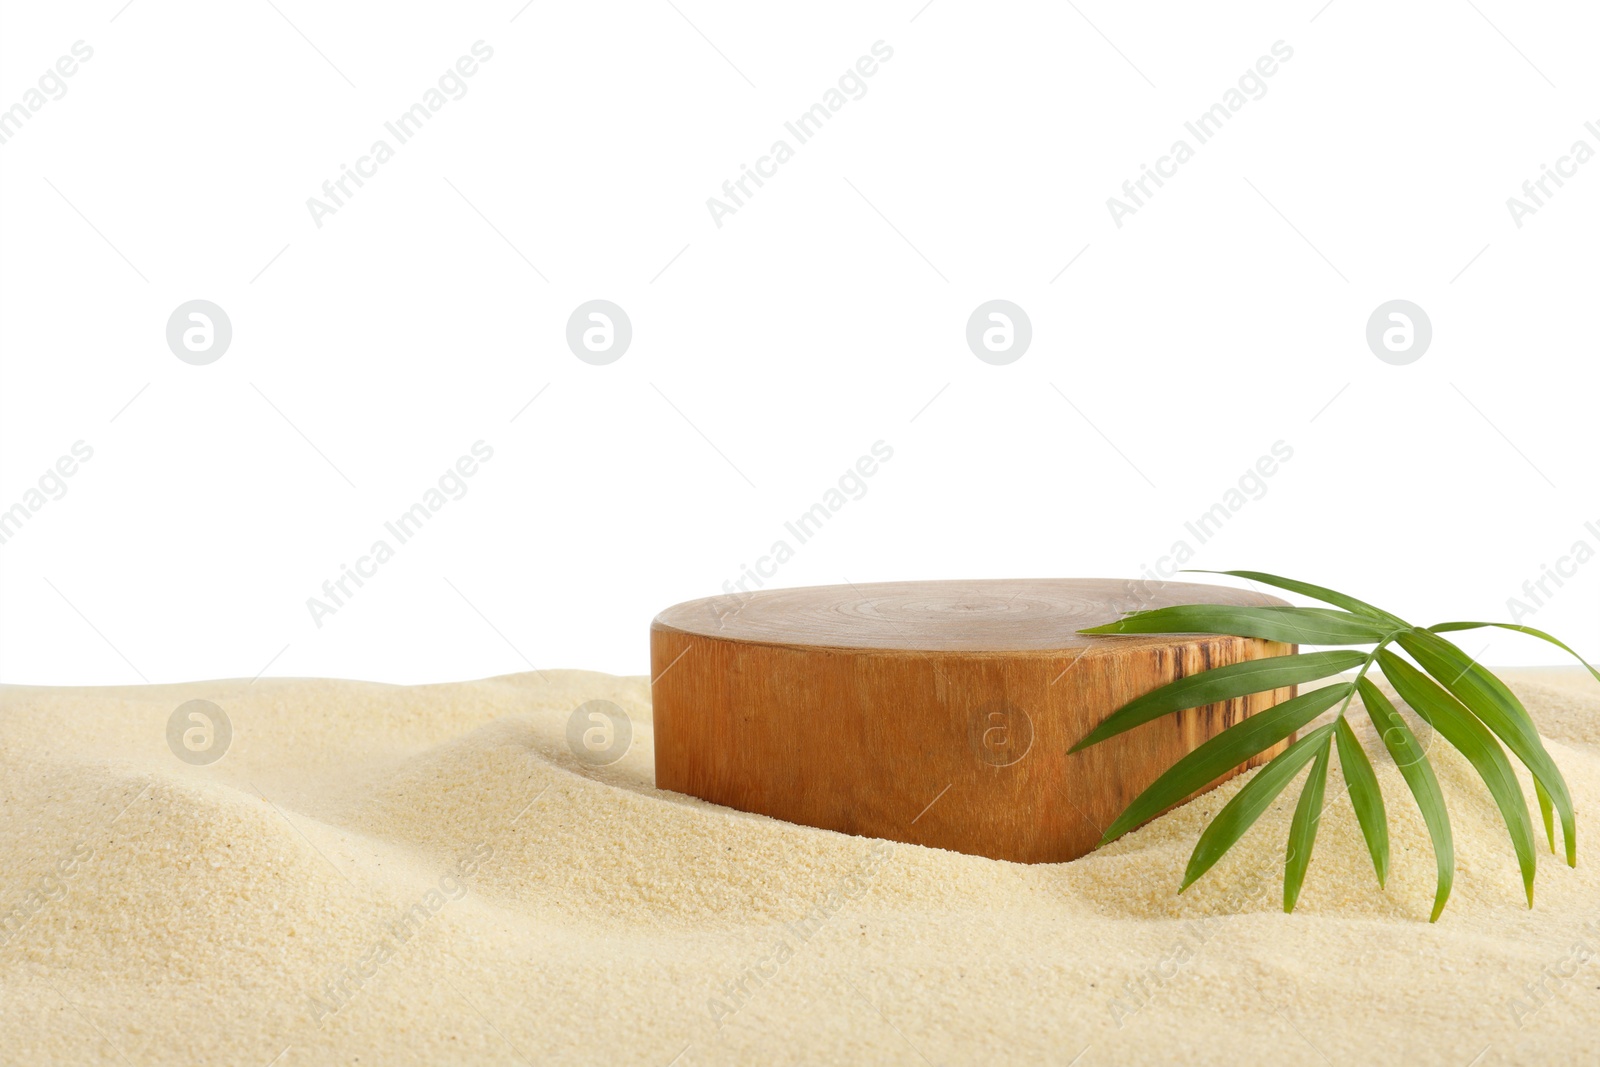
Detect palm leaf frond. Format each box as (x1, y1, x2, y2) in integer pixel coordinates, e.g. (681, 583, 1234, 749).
(1396, 629, 1575, 866)
(1358, 677, 1454, 921)
(1070, 650, 1366, 752)
(1079, 604, 1392, 645)
(1181, 723, 1336, 891)
(1098, 684, 1350, 845)
(1184, 569, 1409, 629)
(1075, 572, 1591, 921)
(1334, 715, 1388, 886)
(1379, 650, 1538, 905)
(1427, 621, 1600, 684)
(1283, 732, 1333, 913)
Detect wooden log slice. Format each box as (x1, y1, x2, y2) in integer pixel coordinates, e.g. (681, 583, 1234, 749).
(650, 578, 1295, 864)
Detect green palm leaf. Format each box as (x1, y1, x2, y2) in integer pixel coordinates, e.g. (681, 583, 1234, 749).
(1358, 678, 1453, 921)
(1378, 651, 1538, 905)
(1185, 569, 1409, 629)
(1181, 723, 1337, 891)
(1428, 621, 1600, 684)
(1070, 650, 1367, 752)
(1334, 716, 1388, 886)
(1396, 628, 1575, 867)
(1535, 779, 1556, 853)
(1100, 683, 1351, 845)
(1283, 732, 1333, 912)
(1075, 572, 1590, 921)
(1079, 605, 1390, 645)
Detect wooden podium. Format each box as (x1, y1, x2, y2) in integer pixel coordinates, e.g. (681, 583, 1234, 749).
(650, 578, 1295, 864)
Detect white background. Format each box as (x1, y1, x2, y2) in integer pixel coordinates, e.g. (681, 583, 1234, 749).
(1, 0, 1595, 686)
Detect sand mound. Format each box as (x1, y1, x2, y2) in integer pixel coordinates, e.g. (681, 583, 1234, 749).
(1, 669, 1595, 1065)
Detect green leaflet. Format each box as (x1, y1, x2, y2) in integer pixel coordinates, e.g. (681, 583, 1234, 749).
(1070, 650, 1367, 752)
(1535, 779, 1556, 853)
(1428, 621, 1600, 684)
(1335, 716, 1389, 887)
(1181, 723, 1337, 892)
(1185, 569, 1409, 629)
(1079, 605, 1390, 646)
(1074, 571, 1591, 921)
(1396, 628, 1575, 867)
(1359, 678, 1453, 922)
(1378, 651, 1538, 906)
(1100, 683, 1351, 845)
(1284, 733, 1333, 913)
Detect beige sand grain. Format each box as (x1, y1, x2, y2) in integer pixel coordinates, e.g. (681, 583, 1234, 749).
(1, 669, 1595, 1065)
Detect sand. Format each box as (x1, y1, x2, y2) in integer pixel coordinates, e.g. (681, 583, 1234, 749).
(1, 668, 1596, 1066)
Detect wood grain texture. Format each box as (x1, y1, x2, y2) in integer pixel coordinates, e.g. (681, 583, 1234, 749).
(651, 578, 1296, 864)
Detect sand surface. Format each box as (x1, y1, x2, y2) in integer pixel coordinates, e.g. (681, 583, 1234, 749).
(1, 668, 1597, 1065)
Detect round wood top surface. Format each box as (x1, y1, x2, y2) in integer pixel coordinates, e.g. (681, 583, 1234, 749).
(652, 578, 1287, 653)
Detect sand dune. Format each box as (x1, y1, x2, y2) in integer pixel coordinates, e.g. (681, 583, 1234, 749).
(1, 670, 1595, 1065)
